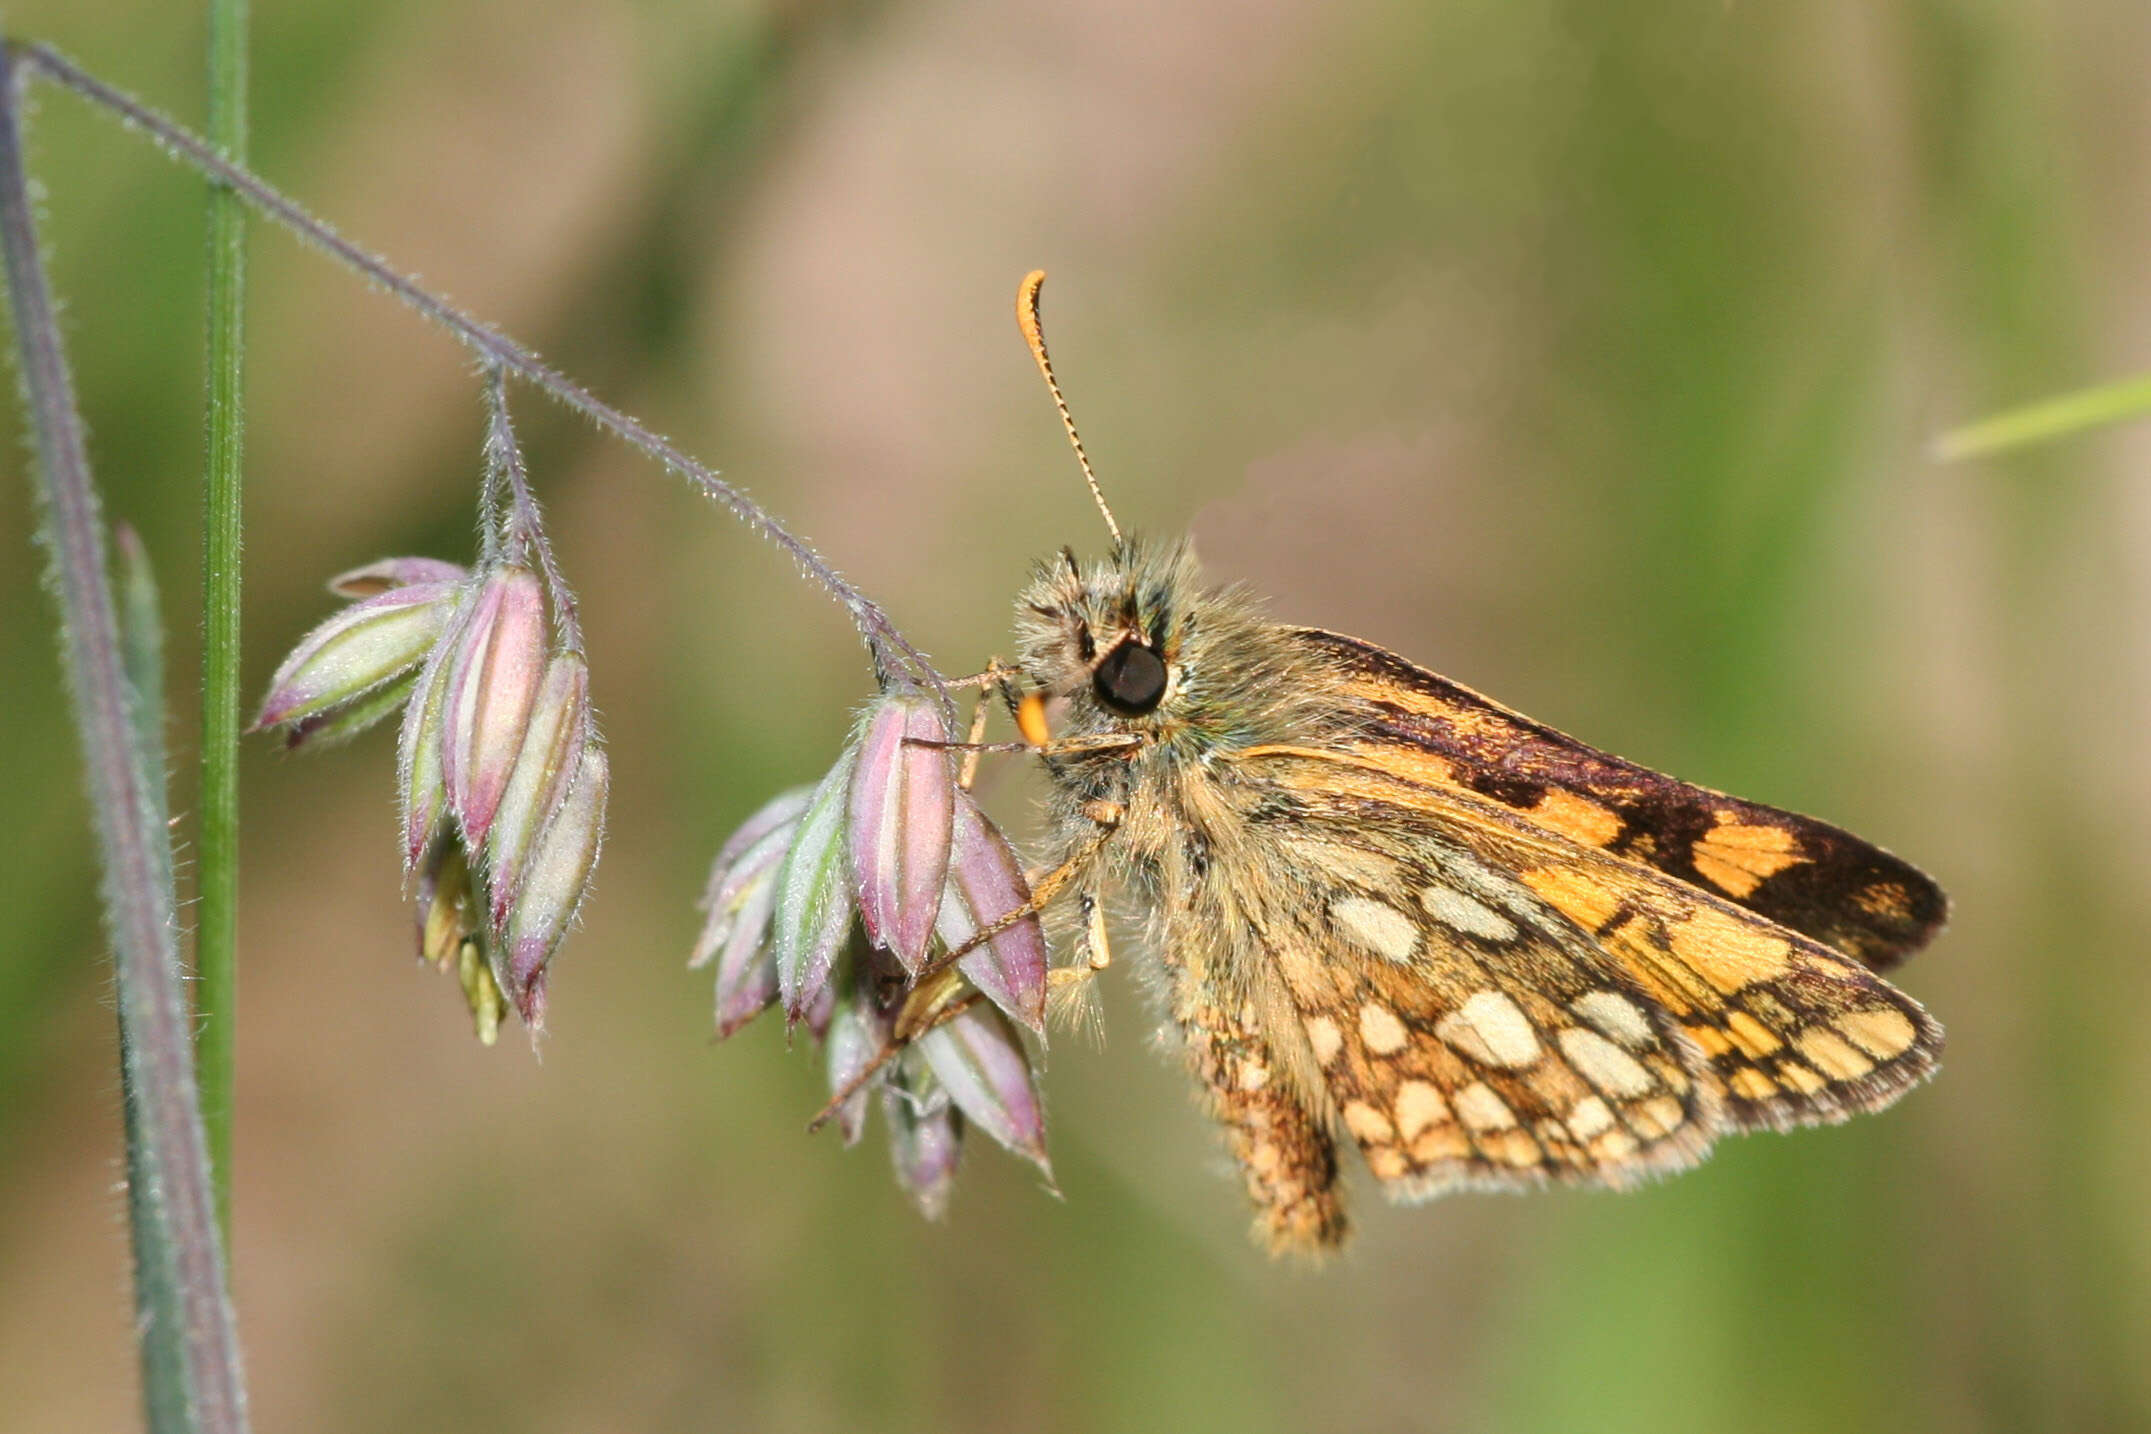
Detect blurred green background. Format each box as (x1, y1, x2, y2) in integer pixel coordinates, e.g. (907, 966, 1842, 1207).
(3, 2, 2148, 1430)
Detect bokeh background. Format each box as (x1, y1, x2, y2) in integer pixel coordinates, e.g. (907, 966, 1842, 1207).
(4, 2, 2149, 1430)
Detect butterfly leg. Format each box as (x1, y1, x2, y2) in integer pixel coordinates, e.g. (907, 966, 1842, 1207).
(946, 660, 1027, 791)
(1074, 886, 1112, 974)
(908, 733, 1141, 761)
(1041, 882, 1112, 1039)
(899, 823, 1116, 1014)
(819, 837, 1116, 1123)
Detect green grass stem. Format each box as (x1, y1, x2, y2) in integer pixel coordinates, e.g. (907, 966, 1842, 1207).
(196, 0, 248, 1253)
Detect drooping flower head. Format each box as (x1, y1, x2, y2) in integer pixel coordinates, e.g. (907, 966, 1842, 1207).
(254, 378, 606, 1042)
(692, 686, 1053, 1213)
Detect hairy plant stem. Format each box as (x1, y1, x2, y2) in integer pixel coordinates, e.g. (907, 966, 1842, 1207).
(115, 525, 191, 1427)
(0, 44, 248, 1433)
(11, 41, 944, 701)
(197, 0, 249, 1251)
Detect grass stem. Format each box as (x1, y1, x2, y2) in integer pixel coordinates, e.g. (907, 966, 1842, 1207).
(196, 0, 250, 1253)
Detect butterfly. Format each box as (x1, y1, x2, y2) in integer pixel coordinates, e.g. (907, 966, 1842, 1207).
(992, 271, 1945, 1253)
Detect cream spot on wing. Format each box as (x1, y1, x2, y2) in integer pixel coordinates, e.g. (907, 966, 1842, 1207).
(1278, 833, 1405, 891)
(1343, 1100, 1396, 1145)
(1366, 1146, 1409, 1180)
(1837, 1006, 1918, 1060)
(1358, 1002, 1410, 1056)
(1795, 1026, 1875, 1081)
(1452, 1082, 1517, 1132)
(1630, 1095, 1686, 1138)
(1394, 1080, 1449, 1142)
(1333, 896, 1422, 964)
(1589, 1128, 1640, 1161)
(1566, 1095, 1616, 1140)
(1304, 1015, 1344, 1067)
(1557, 1027, 1656, 1098)
(1411, 1125, 1473, 1163)
(1484, 1128, 1542, 1167)
(1238, 1060, 1271, 1093)
(1571, 990, 1654, 1049)
(1419, 884, 1519, 941)
(1435, 990, 1542, 1069)
(1432, 850, 1535, 911)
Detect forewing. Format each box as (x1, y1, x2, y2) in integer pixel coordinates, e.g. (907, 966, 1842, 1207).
(1242, 747, 1944, 1139)
(1294, 628, 1947, 971)
(1243, 810, 1721, 1200)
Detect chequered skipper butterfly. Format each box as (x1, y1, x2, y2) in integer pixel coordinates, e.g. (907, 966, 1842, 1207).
(992, 272, 1945, 1253)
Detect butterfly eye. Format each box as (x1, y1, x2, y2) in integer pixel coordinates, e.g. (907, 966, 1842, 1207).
(1092, 640, 1168, 715)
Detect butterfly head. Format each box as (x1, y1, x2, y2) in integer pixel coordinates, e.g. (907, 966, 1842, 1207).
(1011, 535, 1316, 766)
(1013, 537, 1197, 730)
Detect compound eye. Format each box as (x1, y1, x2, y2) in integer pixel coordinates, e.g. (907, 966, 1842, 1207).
(1092, 640, 1168, 715)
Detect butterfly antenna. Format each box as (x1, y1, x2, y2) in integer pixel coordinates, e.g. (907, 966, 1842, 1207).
(1017, 270, 1122, 546)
